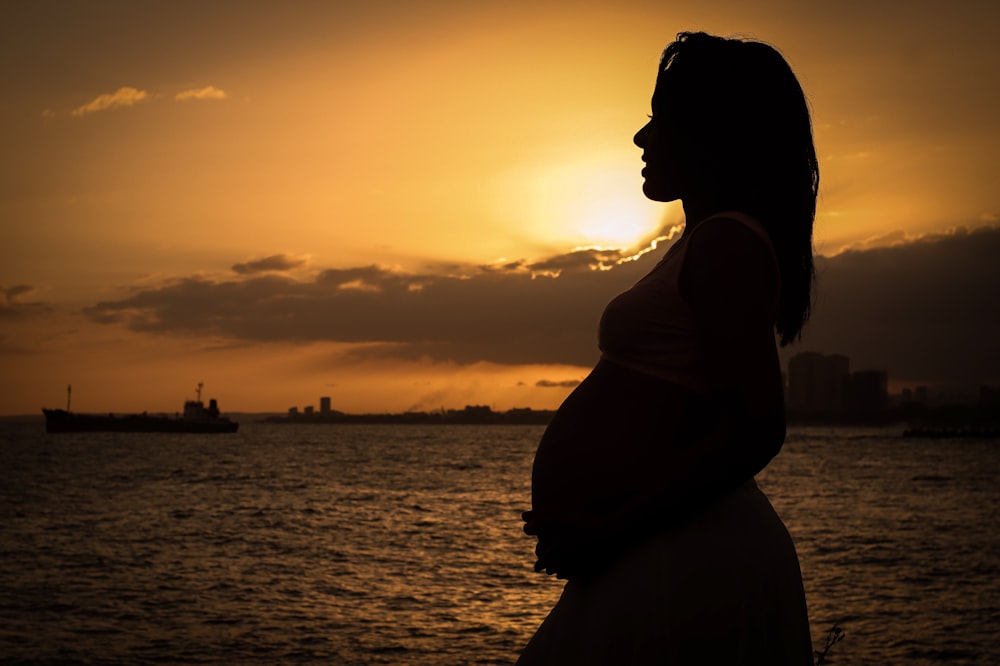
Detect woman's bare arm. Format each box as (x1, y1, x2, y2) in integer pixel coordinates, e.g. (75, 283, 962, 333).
(675, 216, 785, 486)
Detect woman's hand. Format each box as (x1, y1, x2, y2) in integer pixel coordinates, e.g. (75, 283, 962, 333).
(522, 509, 610, 579)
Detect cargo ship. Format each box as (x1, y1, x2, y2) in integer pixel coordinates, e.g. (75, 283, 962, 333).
(42, 383, 238, 434)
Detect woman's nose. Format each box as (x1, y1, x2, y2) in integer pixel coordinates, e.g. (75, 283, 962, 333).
(633, 122, 650, 148)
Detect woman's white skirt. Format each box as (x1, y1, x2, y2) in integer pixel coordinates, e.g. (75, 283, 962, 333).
(516, 480, 813, 665)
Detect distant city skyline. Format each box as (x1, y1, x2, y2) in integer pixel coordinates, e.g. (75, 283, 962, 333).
(281, 349, 993, 418)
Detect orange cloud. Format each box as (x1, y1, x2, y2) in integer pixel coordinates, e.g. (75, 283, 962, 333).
(71, 86, 149, 116)
(175, 85, 227, 101)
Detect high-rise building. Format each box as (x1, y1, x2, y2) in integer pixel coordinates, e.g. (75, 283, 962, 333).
(787, 352, 850, 415)
(848, 370, 889, 415)
(320, 396, 331, 414)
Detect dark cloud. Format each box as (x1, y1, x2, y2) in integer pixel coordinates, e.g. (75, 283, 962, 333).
(0, 284, 48, 319)
(84, 226, 1000, 387)
(526, 248, 633, 274)
(231, 254, 305, 275)
(536, 379, 582, 388)
(5, 285, 34, 302)
(782, 225, 1000, 387)
(84, 251, 645, 366)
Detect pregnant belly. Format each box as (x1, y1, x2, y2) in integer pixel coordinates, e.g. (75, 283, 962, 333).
(531, 359, 697, 526)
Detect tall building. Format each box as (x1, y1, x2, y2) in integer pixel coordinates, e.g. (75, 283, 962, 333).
(787, 352, 850, 415)
(848, 370, 889, 415)
(320, 396, 331, 414)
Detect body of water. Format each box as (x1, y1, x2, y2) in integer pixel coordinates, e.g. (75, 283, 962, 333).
(1, 423, 997, 664)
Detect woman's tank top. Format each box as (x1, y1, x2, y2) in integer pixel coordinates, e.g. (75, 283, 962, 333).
(598, 212, 779, 393)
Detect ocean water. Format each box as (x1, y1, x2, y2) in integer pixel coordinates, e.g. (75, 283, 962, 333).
(0, 422, 997, 665)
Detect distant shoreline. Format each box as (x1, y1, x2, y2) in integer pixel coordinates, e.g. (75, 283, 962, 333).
(5, 399, 996, 428)
(260, 405, 556, 426)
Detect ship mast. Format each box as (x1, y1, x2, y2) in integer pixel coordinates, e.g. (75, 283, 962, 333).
(196, 382, 203, 403)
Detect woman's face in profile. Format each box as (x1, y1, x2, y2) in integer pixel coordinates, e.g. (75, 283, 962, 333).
(633, 89, 687, 203)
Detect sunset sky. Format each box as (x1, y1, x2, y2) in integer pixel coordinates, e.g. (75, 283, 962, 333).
(2, 0, 998, 416)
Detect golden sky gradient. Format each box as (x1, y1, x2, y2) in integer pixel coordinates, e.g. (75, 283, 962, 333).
(2, 0, 998, 415)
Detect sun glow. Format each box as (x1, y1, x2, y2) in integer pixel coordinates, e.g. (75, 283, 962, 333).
(508, 157, 665, 252)
(572, 191, 662, 250)
(563, 163, 664, 250)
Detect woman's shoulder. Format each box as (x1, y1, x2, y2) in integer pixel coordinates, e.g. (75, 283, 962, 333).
(680, 212, 780, 304)
(687, 211, 771, 247)
(684, 212, 777, 268)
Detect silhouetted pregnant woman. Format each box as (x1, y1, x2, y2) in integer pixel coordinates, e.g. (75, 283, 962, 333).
(517, 32, 818, 665)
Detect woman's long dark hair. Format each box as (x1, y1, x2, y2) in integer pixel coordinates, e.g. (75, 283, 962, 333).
(654, 32, 818, 345)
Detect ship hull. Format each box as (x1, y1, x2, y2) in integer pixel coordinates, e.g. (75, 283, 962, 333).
(42, 409, 239, 434)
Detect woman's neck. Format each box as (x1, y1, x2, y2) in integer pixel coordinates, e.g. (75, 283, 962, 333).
(681, 199, 726, 234)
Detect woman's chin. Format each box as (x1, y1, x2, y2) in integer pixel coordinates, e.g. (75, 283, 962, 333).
(641, 181, 679, 203)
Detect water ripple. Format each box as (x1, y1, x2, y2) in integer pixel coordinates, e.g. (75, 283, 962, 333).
(0, 424, 998, 664)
